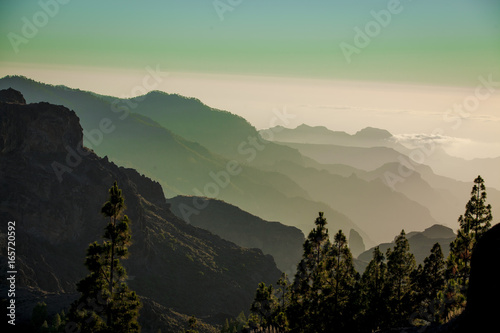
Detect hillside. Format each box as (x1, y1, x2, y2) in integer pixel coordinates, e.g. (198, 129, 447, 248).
(0, 90, 282, 331)
(123, 90, 306, 166)
(268, 160, 440, 243)
(167, 196, 305, 275)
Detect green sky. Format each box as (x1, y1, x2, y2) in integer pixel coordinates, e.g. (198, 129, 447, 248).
(1, 0, 499, 86)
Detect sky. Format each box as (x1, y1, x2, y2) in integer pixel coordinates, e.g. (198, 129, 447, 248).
(1, 0, 499, 158)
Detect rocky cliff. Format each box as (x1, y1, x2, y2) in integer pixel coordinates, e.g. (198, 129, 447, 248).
(0, 89, 282, 332)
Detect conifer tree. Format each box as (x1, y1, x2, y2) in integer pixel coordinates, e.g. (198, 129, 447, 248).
(384, 230, 416, 327)
(250, 282, 278, 329)
(460, 175, 492, 240)
(324, 230, 357, 332)
(68, 182, 141, 333)
(411, 242, 446, 325)
(420, 243, 446, 303)
(289, 212, 331, 332)
(274, 273, 291, 331)
(276, 273, 291, 312)
(447, 175, 492, 292)
(359, 246, 387, 331)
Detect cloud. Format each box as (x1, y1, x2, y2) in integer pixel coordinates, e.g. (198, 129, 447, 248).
(392, 133, 471, 148)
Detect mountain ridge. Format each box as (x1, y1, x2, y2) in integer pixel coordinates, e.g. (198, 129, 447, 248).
(0, 75, 370, 243)
(0, 90, 282, 331)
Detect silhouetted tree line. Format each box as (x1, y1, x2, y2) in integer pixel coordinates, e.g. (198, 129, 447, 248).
(240, 176, 492, 333)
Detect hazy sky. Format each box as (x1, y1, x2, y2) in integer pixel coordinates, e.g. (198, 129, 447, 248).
(1, 0, 499, 158)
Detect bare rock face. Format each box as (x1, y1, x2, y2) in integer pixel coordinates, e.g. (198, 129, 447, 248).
(0, 89, 82, 153)
(0, 87, 26, 104)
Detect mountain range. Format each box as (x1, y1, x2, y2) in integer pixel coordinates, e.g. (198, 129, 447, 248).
(1, 75, 499, 331)
(265, 123, 500, 191)
(3, 76, 497, 248)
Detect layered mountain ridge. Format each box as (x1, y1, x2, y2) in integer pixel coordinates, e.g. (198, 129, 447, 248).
(0, 90, 282, 331)
(1, 75, 498, 246)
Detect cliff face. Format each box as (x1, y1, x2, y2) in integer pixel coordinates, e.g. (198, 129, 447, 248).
(0, 100, 82, 154)
(0, 89, 281, 331)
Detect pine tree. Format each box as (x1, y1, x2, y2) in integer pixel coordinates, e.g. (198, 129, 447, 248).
(274, 273, 291, 331)
(448, 175, 492, 291)
(68, 182, 142, 333)
(250, 282, 278, 329)
(359, 246, 387, 331)
(461, 175, 492, 240)
(324, 230, 357, 332)
(276, 273, 291, 312)
(384, 230, 416, 327)
(421, 243, 446, 302)
(288, 212, 331, 332)
(411, 242, 446, 325)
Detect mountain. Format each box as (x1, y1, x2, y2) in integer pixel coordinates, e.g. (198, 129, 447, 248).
(167, 196, 305, 275)
(268, 160, 440, 244)
(277, 141, 404, 171)
(264, 123, 500, 190)
(3, 76, 496, 247)
(262, 124, 393, 147)
(0, 75, 368, 241)
(422, 146, 500, 191)
(0, 90, 282, 331)
(349, 229, 366, 258)
(355, 162, 500, 232)
(357, 225, 456, 269)
(121, 90, 306, 166)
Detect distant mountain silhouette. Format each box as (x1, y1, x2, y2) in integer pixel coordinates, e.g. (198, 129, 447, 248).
(269, 160, 440, 244)
(264, 122, 500, 190)
(276, 142, 404, 171)
(357, 225, 456, 271)
(262, 124, 393, 147)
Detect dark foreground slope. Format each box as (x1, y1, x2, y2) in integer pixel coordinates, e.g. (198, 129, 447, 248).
(454, 222, 500, 332)
(0, 90, 281, 332)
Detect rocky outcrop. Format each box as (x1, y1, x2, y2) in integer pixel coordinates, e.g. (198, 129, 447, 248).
(0, 89, 282, 331)
(0, 99, 82, 154)
(0, 87, 26, 104)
